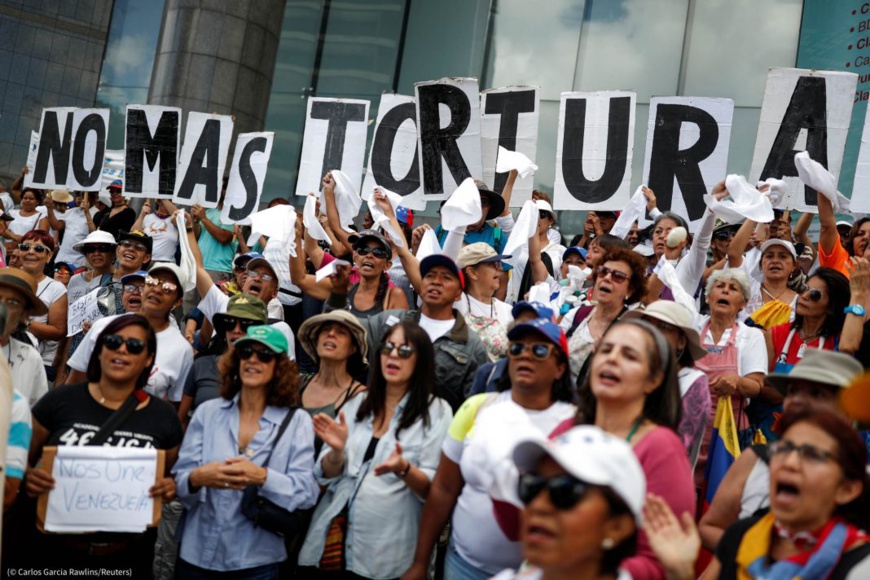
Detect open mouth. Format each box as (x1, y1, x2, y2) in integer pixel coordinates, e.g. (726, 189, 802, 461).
(524, 522, 556, 543)
(597, 368, 620, 386)
(248, 282, 263, 296)
(716, 298, 731, 306)
(384, 361, 402, 373)
(127, 296, 142, 308)
(122, 252, 136, 261)
(109, 357, 130, 368)
(361, 261, 375, 271)
(774, 479, 801, 505)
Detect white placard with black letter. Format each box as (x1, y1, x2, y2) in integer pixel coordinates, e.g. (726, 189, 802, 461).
(221, 132, 274, 225)
(553, 91, 635, 211)
(749, 68, 857, 212)
(124, 105, 182, 199)
(415, 77, 483, 202)
(26, 107, 77, 190)
(481, 86, 539, 206)
(67, 108, 110, 192)
(172, 112, 234, 208)
(295, 97, 370, 198)
(641, 96, 734, 231)
(361, 94, 425, 210)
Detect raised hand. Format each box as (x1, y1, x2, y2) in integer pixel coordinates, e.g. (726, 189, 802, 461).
(313, 411, 349, 454)
(642, 185, 658, 210)
(643, 493, 700, 580)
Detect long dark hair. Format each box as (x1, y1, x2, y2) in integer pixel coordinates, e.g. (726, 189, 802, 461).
(495, 329, 574, 404)
(218, 347, 301, 408)
(356, 321, 436, 440)
(86, 314, 157, 390)
(374, 271, 389, 308)
(791, 267, 850, 338)
(576, 319, 682, 432)
(778, 408, 870, 528)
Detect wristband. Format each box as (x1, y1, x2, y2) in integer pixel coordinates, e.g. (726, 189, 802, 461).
(398, 460, 411, 478)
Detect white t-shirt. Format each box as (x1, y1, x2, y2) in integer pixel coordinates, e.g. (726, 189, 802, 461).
(454, 293, 514, 327)
(198, 285, 296, 360)
(7, 207, 46, 239)
(67, 314, 194, 402)
(55, 207, 97, 266)
(0, 191, 15, 211)
(3, 338, 48, 407)
(33, 277, 67, 365)
(141, 213, 179, 263)
(418, 313, 456, 343)
(443, 391, 576, 574)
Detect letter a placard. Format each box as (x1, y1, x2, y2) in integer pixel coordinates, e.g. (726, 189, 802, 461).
(553, 91, 635, 211)
(172, 112, 234, 208)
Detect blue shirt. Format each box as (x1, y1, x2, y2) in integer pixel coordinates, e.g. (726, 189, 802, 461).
(6, 390, 32, 480)
(299, 392, 453, 578)
(173, 396, 319, 571)
(436, 223, 512, 271)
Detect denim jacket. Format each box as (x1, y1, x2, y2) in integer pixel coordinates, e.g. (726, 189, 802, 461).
(298, 392, 452, 578)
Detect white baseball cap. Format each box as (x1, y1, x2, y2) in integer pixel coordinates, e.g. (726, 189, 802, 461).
(759, 238, 797, 260)
(512, 425, 646, 523)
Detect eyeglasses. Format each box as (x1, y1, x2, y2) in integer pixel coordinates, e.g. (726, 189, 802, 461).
(597, 266, 630, 284)
(84, 244, 114, 254)
(518, 473, 592, 510)
(119, 240, 148, 252)
(215, 316, 260, 334)
(237, 345, 278, 363)
(381, 341, 415, 359)
(770, 440, 838, 465)
(122, 283, 144, 293)
(357, 246, 390, 259)
(144, 276, 178, 295)
(18, 243, 50, 255)
(103, 334, 147, 355)
(799, 287, 824, 302)
(54, 267, 72, 275)
(508, 342, 556, 361)
(246, 269, 275, 282)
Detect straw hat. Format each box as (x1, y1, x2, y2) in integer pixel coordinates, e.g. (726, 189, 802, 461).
(298, 310, 369, 365)
(0, 268, 48, 315)
(765, 349, 863, 396)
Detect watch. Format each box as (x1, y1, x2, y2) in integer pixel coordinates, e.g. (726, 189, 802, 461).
(844, 304, 866, 317)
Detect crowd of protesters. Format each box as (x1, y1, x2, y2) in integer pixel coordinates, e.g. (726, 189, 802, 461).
(2, 155, 870, 580)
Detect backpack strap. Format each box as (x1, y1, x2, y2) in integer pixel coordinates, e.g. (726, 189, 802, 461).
(752, 443, 770, 465)
(566, 305, 595, 339)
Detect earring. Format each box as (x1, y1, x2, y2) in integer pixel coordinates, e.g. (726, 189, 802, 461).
(602, 538, 615, 549)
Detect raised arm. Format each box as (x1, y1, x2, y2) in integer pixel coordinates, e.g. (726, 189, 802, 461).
(816, 187, 839, 255)
(131, 199, 151, 232)
(792, 211, 815, 262)
(289, 215, 331, 300)
(321, 173, 354, 250)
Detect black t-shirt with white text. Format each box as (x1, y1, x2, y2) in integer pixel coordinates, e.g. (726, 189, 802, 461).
(32, 382, 183, 450)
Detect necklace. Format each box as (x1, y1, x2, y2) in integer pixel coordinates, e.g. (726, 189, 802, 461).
(799, 327, 821, 342)
(95, 384, 107, 404)
(761, 284, 789, 303)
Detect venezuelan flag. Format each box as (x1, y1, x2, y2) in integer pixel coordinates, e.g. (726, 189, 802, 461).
(704, 395, 742, 505)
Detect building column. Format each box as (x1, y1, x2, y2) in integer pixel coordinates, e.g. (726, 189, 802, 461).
(147, 0, 285, 136)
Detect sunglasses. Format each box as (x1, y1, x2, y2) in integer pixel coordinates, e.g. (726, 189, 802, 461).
(713, 231, 733, 241)
(215, 316, 259, 334)
(798, 286, 824, 302)
(381, 341, 415, 359)
(237, 345, 278, 363)
(119, 240, 148, 252)
(518, 473, 592, 510)
(508, 342, 556, 360)
(770, 440, 838, 465)
(597, 265, 630, 284)
(103, 334, 147, 355)
(19, 243, 50, 255)
(54, 267, 73, 274)
(357, 246, 390, 259)
(122, 283, 144, 293)
(83, 244, 115, 254)
(144, 276, 178, 295)
(246, 269, 275, 282)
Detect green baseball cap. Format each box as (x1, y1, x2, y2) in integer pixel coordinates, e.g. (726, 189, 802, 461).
(235, 324, 288, 354)
(214, 293, 268, 328)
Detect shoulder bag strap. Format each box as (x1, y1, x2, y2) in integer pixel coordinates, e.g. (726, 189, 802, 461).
(89, 390, 148, 446)
(260, 407, 298, 468)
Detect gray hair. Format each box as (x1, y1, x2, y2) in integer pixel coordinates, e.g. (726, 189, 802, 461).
(705, 268, 751, 302)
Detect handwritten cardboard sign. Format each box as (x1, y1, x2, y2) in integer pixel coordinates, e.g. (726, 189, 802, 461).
(66, 288, 103, 337)
(38, 446, 164, 533)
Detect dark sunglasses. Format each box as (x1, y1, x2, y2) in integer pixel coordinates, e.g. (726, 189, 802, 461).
(103, 334, 147, 355)
(19, 243, 50, 255)
(713, 231, 733, 241)
(237, 345, 278, 363)
(83, 244, 114, 254)
(215, 316, 259, 334)
(381, 341, 415, 359)
(597, 265, 630, 283)
(508, 342, 555, 361)
(357, 246, 390, 259)
(119, 240, 148, 252)
(799, 287, 824, 302)
(518, 473, 592, 510)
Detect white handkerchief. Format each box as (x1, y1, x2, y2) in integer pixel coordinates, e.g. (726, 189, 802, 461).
(567, 264, 591, 288)
(528, 282, 551, 305)
(174, 211, 197, 292)
(704, 174, 774, 224)
(440, 178, 482, 232)
(377, 219, 405, 248)
(315, 259, 351, 282)
(303, 195, 329, 242)
(415, 228, 442, 262)
(330, 169, 363, 233)
(249, 205, 296, 242)
(656, 258, 698, 317)
(504, 199, 538, 268)
(759, 178, 787, 208)
(610, 186, 647, 239)
(793, 152, 851, 213)
(369, 187, 403, 226)
(496, 146, 539, 179)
